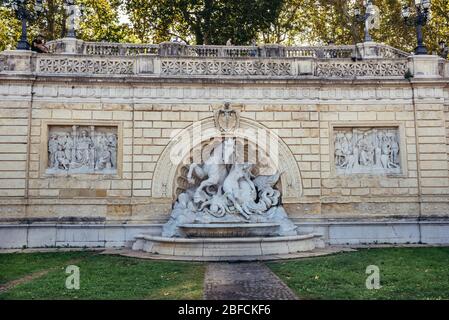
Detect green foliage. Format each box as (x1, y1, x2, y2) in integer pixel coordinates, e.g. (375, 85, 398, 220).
(124, 0, 283, 44)
(426, 0, 449, 53)
(1, 0, 449, 53)
(76, 0, 130, 42)
(0, 0, 131, 50)
(269, 247, 449, 300)
(0, 7, 21, 50)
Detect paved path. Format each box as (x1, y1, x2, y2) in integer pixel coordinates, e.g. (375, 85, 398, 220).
(204, 262, 298, 300)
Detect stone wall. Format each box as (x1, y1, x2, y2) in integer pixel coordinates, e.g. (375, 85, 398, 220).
(0, 45, 448, 247)
(1, 81, 448, 221)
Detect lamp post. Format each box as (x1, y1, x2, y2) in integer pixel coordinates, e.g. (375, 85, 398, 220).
(1, 0, 44, 50)
(401, 0, 431, 55)
(355, 0, 378, 42)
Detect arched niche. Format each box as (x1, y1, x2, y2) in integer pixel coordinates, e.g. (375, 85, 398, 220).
(151, 117, 302, 203)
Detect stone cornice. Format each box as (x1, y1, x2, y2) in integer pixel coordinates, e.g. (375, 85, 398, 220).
(0, 78, 447, 103)
(0, 73, 448, 86)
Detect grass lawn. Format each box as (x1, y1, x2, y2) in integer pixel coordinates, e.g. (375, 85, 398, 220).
(2, 248, 448, 300)
(0, 252, 205, 300)
(268, 247, 449, 300)
(0, 251, 94, 286)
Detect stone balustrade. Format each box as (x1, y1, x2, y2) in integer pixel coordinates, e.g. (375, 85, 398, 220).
(46, 39, 410, 58)
(1, 38, 447, 79)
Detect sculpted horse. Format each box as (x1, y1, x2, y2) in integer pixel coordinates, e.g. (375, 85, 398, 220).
(187, 138, 235, 204)
(223, 163, 282, 219)
(222, 163, 262, 219)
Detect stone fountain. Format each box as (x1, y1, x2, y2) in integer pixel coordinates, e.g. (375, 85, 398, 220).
(132, 105, 323, 260)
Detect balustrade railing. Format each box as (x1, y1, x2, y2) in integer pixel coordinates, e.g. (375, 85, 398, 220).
(285, 45, 356, 58)
(83, 42, 159, 56)
(1, 38, 422, 78)
(45, 39, 409, 59)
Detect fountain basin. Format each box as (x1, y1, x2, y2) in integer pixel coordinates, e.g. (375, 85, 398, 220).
(132, 233, 324, 259)
(179, 223, 280, 238)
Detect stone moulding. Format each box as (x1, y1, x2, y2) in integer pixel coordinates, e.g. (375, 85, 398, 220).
(3, 81, 445, 104)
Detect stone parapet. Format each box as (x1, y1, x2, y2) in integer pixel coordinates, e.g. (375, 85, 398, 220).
(3, 40, 443, 80)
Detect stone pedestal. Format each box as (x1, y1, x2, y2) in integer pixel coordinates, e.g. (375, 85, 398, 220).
(356, 41, 381, 59)
(259, 44, 286, 58)
(0, 50, 34, 74)
(60, 38, 84, 54)
(409, 54, 442, 78)
(158, 41, 186, 56)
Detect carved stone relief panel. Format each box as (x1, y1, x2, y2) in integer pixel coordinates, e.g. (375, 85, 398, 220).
(334, 127, 401, 175)
(46, 125, 118, 174)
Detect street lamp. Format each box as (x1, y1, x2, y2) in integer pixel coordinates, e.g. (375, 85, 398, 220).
(355, 0, 378, 42)
(1, 0, 45, 50)
(401, 0, 431, 55)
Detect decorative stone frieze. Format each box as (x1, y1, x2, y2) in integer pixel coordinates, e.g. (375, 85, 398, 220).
(37, 56, 135, 75)
(160, 59, 292, 76)
(334, 127, 401, 175)
(46, 125, 118, 174)
(316, 60, 409, 78)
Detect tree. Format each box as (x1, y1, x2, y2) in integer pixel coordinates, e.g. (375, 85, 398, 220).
(0, 0, 131, 51)
(1, 0, 449, 54)
(124, 0, 283, 45)
(259, 0, 447, 54)
(0, 7, 21, 50)
(425, 0, 449, 54)
(76, 0, 134, 42)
